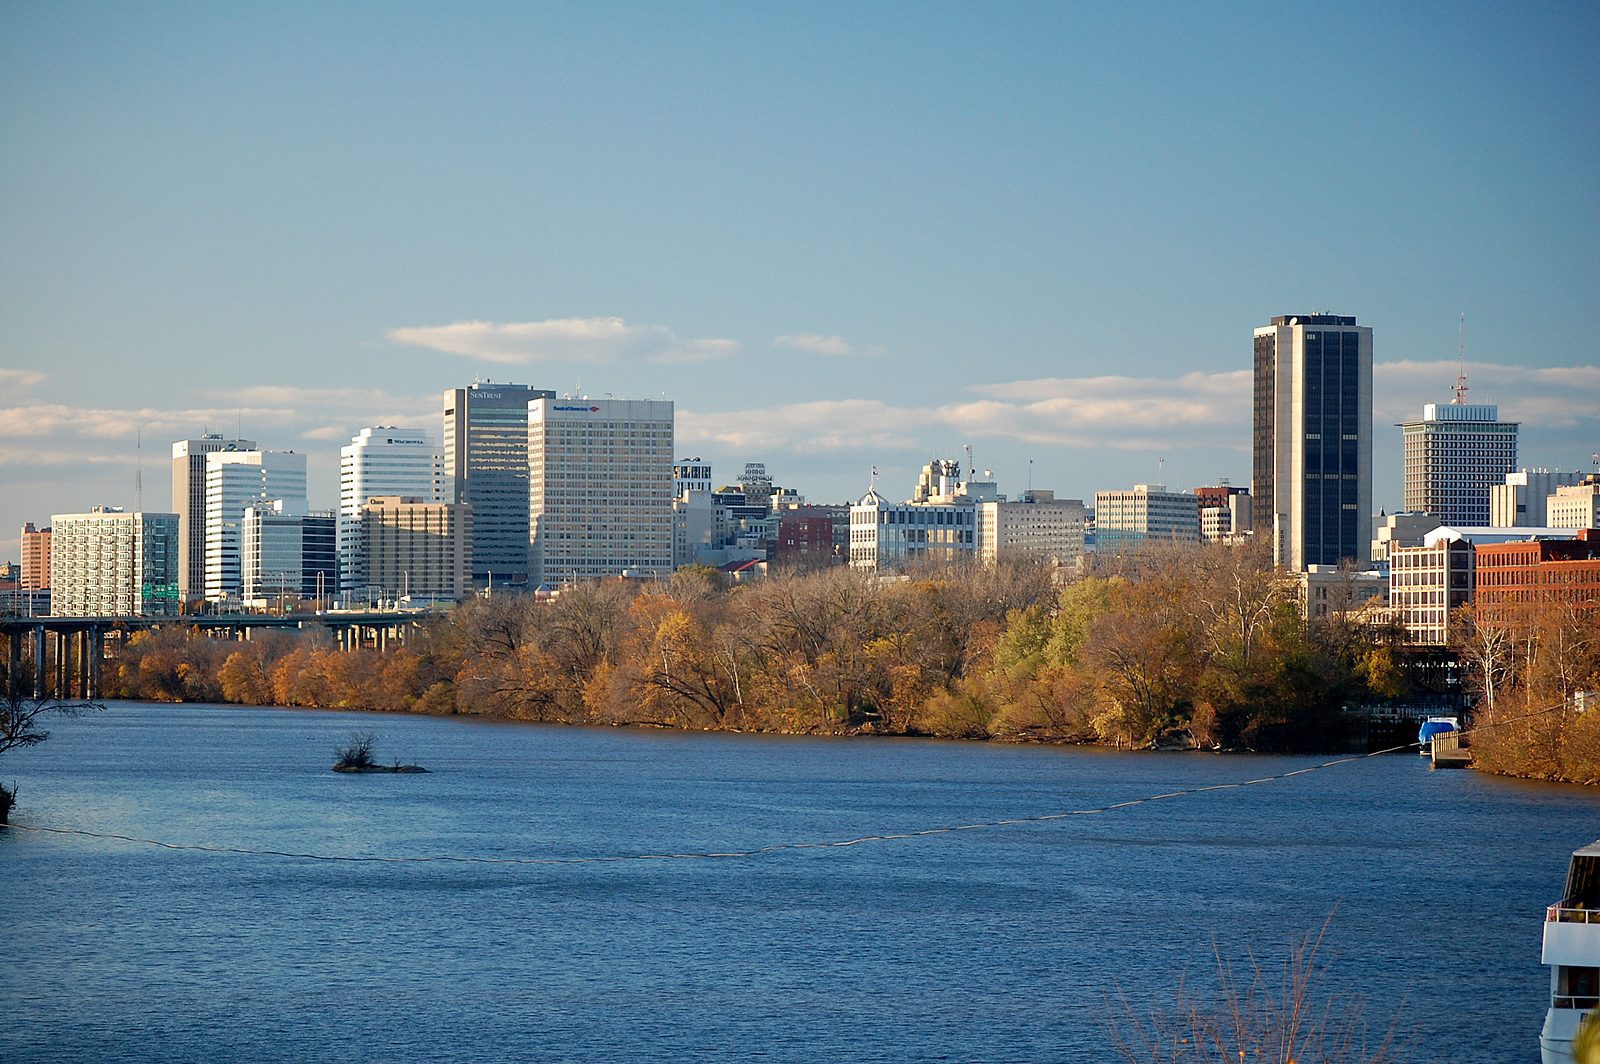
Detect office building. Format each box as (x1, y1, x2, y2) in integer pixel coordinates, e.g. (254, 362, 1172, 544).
(848, 460, 996, 571)
(240, 502, 336, 610)
(1476, 531, 1600, 617)
(770, 511, 839, 570)
(1194, 485, 1253, 545)
(1489, 469, 1583, 527)
(1253, 314, 1373, 570)
(48, 507, 179, 617)
(1547, 476, 1600, 530)
(1092, 484, 1199, 553)
(1400, 400, 1518, 526)
(339, 427, 446, 597)
(20, 522, 50, 591)
(203, 450, 307, 603)
(171, 435, 257, 603)
(529, 397, 674, 584)
(673, 458, 713, 500)
(976, 490, 1086, 570)
(1370, 511, 1440, 566)
(444, 382, 555, 588)
(359, 497, 473, 604)
(849, 488, 977, 570)
(1388, 531, 1476, 647)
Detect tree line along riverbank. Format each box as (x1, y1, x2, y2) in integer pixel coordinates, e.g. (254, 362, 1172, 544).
(99, 542, 1600, 783)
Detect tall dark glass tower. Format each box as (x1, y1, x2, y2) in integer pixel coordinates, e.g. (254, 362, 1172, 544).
(1252, 315, 1373, 570)
(443, 382, 555, 588)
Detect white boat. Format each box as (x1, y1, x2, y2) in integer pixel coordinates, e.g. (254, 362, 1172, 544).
(1540, 839, 1600, 1063)
(1417, 715, 1459, 756)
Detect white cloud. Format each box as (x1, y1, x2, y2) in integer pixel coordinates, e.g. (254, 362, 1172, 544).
(680, 357, 1600, 465)
(0, 369, 47, 393)
(387, 317, 740, 365)
(773, 333, 882, 358)
(679, 369, 1252, 457)
(0, 403, 302, 441)
(1375, 359, 1600, 428)
(210, 385, 424, 410)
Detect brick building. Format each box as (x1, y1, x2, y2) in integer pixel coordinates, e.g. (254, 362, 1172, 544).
(1475, 531, 1600, 615)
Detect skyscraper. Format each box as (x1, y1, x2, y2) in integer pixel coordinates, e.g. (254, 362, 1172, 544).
(203, 449, 307, 602)
(443, 382, 555, 588)
(339, 426, 445, 597)
(529, 397, 674, 584)
(1252, 314, 1373, 570)
(19, 522, 51, 592)
(48, 507, 179, 617)
(172, 435, 257, 604)
(1400, 397, 1518, 526)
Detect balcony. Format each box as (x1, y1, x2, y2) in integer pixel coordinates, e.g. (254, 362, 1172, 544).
(1544, 904, 1600, 966)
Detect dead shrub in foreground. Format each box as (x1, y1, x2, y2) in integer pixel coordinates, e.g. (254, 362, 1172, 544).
(1107, 919, 1401, 1063)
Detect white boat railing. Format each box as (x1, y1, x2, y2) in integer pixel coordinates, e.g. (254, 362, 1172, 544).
(1551, 994, 1600, 1009)
(1547, 904, 1600, 924)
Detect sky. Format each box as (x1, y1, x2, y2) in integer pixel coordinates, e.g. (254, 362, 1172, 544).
(2, 1, 1597, 558)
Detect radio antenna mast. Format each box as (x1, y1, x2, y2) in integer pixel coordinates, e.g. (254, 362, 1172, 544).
(1452, 313, 1469, 405)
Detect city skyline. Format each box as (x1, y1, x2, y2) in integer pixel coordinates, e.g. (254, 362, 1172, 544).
(3, 3, 1598, 555)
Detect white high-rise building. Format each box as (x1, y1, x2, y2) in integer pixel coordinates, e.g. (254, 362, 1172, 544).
(339, 427, 445, 597)
(976, 491, 1086, 570)
(1400, 400, 1518, 526)
(172, 435, 257, 603)
(204, 450, 307, 603)
(1092, 484, 1199, 553)
(1547, 477, 1600, 530)
(674, 458, 713, 500)
(1490, 469, 1584, 527)
(1253, 314, 1373, 570)
(529, 397, 674, 584)
(48, 507, 179, 617)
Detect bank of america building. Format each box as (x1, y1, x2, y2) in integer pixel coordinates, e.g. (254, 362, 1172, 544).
(1253, 314, 1373, 571)
(529, 398, 675, 584)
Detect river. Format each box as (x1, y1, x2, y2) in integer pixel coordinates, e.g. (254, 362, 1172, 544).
(2, 701, 1594, 1061)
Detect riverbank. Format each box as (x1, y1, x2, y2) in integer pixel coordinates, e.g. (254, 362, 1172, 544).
(85, 557, 1597, 782)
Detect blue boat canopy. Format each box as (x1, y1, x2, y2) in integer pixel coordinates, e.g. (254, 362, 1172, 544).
(1419, 718, 1459, 743)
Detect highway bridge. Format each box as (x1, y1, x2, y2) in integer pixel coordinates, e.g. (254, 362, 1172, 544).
(0, 611, 430, 700)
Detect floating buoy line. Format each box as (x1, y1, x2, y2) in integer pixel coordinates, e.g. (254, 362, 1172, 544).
(1, 702, 1569, 866)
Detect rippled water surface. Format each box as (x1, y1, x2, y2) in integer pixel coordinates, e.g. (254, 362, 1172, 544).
(3, 702, 1596, 1061)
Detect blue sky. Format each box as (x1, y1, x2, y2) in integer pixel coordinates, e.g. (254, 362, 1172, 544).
(2, 2, 1597, 556)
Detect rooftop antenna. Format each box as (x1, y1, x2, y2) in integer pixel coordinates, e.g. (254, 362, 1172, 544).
(1451, 313, 1469, 404)
(964, 443, 974, 478)
(869, 465, 878, 492)
(1157, 456, 1165, 483)
(135, 423, 143, 511)
(1027, 458, 1033, 492)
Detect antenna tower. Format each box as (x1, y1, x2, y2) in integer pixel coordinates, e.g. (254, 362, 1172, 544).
(1451, 313, 1469, 404)
(135, 424, 143, 511)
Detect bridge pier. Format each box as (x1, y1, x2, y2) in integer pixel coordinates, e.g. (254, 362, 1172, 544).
(54, 630, 68, 698)
(33, 625, 45, 699)
(85, 627, 102, 700)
